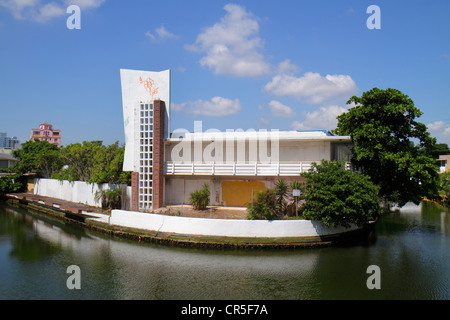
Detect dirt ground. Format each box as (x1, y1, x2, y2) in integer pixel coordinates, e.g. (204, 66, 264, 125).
(154, 205, 248, 219)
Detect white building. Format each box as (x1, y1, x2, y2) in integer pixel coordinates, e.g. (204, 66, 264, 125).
(120, 69, 353, 210)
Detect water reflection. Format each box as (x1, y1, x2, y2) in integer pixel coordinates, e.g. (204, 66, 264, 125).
(1, 205, 321, 299)
(1, 207, 62, 261)
(0, 202, 449, 300)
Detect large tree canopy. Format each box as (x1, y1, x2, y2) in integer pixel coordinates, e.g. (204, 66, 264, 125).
(9, 139, 130, 185)
(334, 88, 439, 207)
(12, 139, 62, 177)
(53, 140, 130, 184)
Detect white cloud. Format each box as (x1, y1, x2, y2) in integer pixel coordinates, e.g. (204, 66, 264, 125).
(427, 120, 450, 144)
(173, 96, 242, 117)
(264, 72, 358, 104)
(64, 0, 104, 8)
(291, 105, 349, 131)
(34, 2, 66, 22)
(146, 25, 178, 41)
(277, 59, 299, 75)
(187, 3, 270, 77)
(268, 100, 296, 118)
(0, 0, 104, 22)
(0, 0, 40, 19)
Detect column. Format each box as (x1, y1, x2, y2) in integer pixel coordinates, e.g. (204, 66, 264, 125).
(131, 171, 139, 211)
(152, 100, 165, 210)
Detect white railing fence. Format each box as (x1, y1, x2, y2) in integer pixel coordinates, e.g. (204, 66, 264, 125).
(165, 161, 352, 176)
(165, 161, 319, 176)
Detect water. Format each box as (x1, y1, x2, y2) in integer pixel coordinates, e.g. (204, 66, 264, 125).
(0, 201, 448, 300)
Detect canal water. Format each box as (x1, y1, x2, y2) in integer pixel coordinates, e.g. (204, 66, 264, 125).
(0, 201, 448, 300)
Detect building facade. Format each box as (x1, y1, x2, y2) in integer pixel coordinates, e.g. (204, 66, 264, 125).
(120, 69, 353, 211)
(0, 151, 18, 169)
(30, 123, 61, 148)
(438, 155, 450, 172)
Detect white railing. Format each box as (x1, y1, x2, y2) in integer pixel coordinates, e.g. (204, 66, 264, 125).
(164, 161, 320, 176)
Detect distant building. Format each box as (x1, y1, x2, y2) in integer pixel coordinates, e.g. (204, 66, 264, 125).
(30, 123, 61, 148)
(438, 155, 450, 173)
(0, 132, 20, 149)
(0, 150, 18, 169)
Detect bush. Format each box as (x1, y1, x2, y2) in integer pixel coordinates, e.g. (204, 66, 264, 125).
(247, 179, 303, 220)
(300, 160, 381, 228)
(247, 188, 279, 220)
(94, 187, 122, 210)
(189, 184, 210, 210)
(0, 174, 26, 198)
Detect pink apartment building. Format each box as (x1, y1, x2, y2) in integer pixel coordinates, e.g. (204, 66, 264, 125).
(30, 123, 61, 148)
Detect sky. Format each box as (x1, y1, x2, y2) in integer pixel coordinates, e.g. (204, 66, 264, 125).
(0, 0, 449, 146)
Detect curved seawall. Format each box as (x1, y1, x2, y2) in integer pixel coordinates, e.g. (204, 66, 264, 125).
(108, 209, 364, 248)
(5, 195, 367, 248)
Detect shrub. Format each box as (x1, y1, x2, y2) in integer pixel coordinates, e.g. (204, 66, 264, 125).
(274, 179, 289, 216)
(94, 187, 122, 210)
(247, 180, 303, 220)
(247, 188, 279, 220)
(0, 174, 26, 198)
(300, 160, 381, 228)
(189, 184, 210, 210)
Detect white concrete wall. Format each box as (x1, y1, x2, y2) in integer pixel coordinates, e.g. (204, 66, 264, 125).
(164, 177, 211, 205)
(278, 141, 331, 161)
(34, 178, 129, 209)
(166, 139, 333, 163)
(110, 209, 358, 238)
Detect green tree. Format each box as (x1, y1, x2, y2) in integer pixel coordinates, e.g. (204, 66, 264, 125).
(54, 140, 101, 182)
(91, 141, 127, 184)
(53, 141, 130, 184)
(300, 160, 381, 228)
(430, 143, 450, 159)
(334, 88, 439, 208)
(11, 140, 63, 177)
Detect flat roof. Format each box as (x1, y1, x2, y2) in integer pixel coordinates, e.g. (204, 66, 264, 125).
(167, 130, 352, 142)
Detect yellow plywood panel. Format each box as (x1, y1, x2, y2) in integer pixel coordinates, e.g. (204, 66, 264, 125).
(27, 178, 34, 192)
(222, 180, 266, 207)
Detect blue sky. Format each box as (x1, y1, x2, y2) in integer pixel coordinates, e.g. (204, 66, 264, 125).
(1, 0, 449, 146)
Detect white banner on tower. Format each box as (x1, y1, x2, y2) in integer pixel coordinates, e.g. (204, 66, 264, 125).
(120, 68, 170, 171)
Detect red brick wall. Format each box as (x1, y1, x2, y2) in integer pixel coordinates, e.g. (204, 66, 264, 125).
(131, 171, 139, 211)
(153, 100, 165, 210)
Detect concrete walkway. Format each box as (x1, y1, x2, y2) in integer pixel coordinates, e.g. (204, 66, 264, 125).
(6, 192, 102, 214)
(6, 192, 112, 224)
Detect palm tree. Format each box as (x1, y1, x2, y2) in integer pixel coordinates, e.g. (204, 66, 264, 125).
(274, 179, 288, 216)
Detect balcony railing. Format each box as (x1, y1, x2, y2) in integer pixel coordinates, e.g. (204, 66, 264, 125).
(164, 161, 352, 176)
